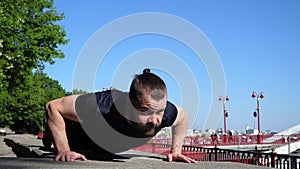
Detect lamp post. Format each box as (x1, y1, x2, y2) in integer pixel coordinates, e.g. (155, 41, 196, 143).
(219, 95, 229, 136)
(251, 91, 264, 144)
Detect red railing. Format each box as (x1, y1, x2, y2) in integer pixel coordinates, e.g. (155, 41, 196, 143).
(133, 143, 300, 169)
(152, 134, 300, 146)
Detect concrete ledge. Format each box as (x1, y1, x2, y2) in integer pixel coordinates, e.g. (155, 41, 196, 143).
(0, 128, 15, 136)
(1, 135, 271, 169)
(4, 135, 55, 158)
(4, 138, 33, 157)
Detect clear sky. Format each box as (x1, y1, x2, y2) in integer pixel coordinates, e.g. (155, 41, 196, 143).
(45, 0, 300, 133)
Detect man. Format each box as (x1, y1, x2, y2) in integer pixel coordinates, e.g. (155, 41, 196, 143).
(44, 68, 196, 163)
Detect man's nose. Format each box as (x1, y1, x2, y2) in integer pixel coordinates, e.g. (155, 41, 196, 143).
(148, 114, 159, 125)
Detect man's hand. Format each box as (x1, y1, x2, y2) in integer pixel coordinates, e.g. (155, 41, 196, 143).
(55, 151, 87, 162)
(167, 153, 197, 163)
(168, 107, 196, 163)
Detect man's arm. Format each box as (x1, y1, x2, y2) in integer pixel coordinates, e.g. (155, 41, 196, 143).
(45, 95, 87, 162)
(167, 106, 197, 163)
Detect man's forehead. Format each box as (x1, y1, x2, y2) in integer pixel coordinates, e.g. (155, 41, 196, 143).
(140, 97, 167, 110)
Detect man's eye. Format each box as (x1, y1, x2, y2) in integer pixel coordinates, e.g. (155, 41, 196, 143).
(156, 111, 164, 115)
(139, 110, 153, 115)
(144, 110, 152, 115)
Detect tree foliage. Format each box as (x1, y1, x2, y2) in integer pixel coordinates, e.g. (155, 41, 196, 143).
(66, 89, 88, 96)
(0, 0, 68, 133)
(0, 0, 68, 90)
(0, 71, 67, 133)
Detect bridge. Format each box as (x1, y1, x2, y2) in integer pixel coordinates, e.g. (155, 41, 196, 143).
(153, 124, 300, 156)
(133, 123, 300, 169)
(197, 124, 300, 155)
(263, 124, 300, 154)
(264, 124, 300, 143)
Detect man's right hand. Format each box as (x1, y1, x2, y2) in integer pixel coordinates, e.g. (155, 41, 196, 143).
(55, 151, 87, 162)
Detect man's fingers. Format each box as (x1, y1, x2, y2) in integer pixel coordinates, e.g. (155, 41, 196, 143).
(190, 158, 197, 163)
(78, 154, 87, 161)
(55, 151, 87, 162)
(167, 154, 173, 162)
(180, 154, 192, 163)
(183, 157, 191, 163)
(55, 154, 61, 161)
(167, 153, 197, 163)
(66, 154, 72, 162)
(60, 153, 66, 161)
(183, 156, 197, 163)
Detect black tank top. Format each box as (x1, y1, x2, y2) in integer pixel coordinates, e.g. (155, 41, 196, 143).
(94, 90, 178, 138)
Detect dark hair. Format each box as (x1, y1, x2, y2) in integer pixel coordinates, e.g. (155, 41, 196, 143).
(129, 68, 167, 105)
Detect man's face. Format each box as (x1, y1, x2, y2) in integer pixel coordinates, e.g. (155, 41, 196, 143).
(128, 92, 167, 137)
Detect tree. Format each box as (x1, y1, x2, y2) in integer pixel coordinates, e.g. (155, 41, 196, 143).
(0, 87, 13, 127)
(67, 89, 88, 95)
(0, 0, 68, 133)
(8, 71, 66, 134)
(0, 0, 68, 90)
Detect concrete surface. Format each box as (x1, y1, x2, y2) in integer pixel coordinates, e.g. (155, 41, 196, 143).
(0, 136, 16, 158)
(0, 128, 15, 136)
(0, 135, 271, 169)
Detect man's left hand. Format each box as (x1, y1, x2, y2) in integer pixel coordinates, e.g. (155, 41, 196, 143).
(167, 153, 197, 163)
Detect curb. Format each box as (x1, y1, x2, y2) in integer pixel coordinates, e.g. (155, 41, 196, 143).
(4, 137, 55, 158)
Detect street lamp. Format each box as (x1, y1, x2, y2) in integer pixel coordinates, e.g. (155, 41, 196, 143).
(251, 91, 264, 144)
(219, 95, 229, 135)
(251, 91, 264, 134)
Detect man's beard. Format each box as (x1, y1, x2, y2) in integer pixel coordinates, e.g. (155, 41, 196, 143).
(129, 121, 161, 137)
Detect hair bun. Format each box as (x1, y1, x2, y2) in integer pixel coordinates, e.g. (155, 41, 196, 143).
(143, 68, 151, 74)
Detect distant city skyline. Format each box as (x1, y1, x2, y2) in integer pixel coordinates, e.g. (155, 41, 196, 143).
(45, 1, 300, 132)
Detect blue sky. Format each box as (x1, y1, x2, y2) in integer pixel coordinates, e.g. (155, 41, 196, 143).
(45, 0, 300, 132)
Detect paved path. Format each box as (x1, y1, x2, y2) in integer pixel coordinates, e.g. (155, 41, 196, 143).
(0, 136, 16, 158)
(0, 135, 270, 169)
